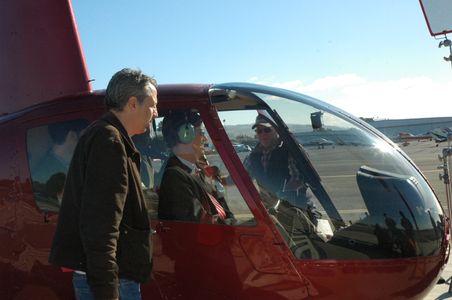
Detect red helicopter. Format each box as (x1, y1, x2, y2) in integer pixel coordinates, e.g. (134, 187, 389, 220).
(0, 1, 448, 299)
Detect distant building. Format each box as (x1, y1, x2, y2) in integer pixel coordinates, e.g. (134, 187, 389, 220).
(366, 117, 452, 139)
(295, 128, 371, 147)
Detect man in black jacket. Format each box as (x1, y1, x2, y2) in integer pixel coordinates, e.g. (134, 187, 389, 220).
(49, 68, 158, 300)
(244, 114, 313, 208)
(244, 114, 294, 194)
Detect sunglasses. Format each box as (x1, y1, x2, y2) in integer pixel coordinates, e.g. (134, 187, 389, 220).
(195, 127, 206, 136)
(255, 127, 272, 134)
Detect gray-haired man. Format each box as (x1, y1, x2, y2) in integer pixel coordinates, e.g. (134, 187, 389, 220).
(49, 68, 158, 300)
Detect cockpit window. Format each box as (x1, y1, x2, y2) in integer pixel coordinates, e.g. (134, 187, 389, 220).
(215, 86, 444, 260)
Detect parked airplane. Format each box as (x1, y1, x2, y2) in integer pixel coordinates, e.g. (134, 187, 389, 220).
(0, 1, 448, 299)
(302, 137, 335, 149)
(397, 132, 433, 142)
(232, 143, 252, 153)
(431, 128, 452, 143)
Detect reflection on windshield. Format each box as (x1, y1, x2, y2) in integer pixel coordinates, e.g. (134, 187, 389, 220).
(255, 164, 444, 260)
(216, 88, 444, 260)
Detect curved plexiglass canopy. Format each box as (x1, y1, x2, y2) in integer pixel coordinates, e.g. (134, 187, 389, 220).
(210, 83, 445, 260)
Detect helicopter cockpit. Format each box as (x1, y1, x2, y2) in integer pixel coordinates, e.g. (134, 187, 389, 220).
(210, 83, 445, 260)
(13, 82, 447, 299)
(24, 82, 445, 263)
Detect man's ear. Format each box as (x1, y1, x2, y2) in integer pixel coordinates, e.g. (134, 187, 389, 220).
(127, 96, 138, 111)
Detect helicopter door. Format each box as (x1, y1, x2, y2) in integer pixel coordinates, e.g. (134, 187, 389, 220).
(14, 114, 94, 298)
(139, 114, 309, 299)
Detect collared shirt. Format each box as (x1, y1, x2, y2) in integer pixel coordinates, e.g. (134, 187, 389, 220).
(261, 142, 282, 172)
(175, 155, 198, 174)
(260, 146, 275, 173)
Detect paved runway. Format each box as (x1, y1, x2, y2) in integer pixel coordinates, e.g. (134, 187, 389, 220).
(400, 140, 450, 210)
(393, 140, 452, 299)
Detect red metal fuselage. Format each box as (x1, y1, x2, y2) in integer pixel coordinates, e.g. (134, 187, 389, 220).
(0, 1, 448, 299)
(0, 88, 447, 299)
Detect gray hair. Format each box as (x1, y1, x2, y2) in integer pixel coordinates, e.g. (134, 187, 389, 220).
(105, 68, 157, 111)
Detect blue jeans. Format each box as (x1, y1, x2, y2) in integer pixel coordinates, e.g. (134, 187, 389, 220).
(72, 272, 141, 300)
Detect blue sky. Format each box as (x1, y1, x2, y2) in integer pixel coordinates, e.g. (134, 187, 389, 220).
(72, 0, 452, 119)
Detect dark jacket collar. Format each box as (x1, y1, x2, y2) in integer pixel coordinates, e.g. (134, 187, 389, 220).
(101, 111, 138, 157)
(253, 140, 284, 154)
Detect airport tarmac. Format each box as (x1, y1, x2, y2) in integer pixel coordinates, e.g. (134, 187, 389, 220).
(394, 140, 452, 299)
(400, 140, 450, 210)
(427, 261, 452, 300)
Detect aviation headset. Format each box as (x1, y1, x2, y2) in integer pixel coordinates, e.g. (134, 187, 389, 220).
(177, 117, 196, 144)
(162, 110, 202, 147)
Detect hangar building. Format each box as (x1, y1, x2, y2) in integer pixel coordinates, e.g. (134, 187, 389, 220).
(366, 117, 452, 139)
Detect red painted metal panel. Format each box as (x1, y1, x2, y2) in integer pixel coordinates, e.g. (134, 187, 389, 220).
(0, 0, 91, 116)
(1, 96, 104, 299)
(296, 256, 445, 299)
(148, 220, 309, 299)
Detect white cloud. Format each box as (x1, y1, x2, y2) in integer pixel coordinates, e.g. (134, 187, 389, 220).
(248, 74, 452, 119)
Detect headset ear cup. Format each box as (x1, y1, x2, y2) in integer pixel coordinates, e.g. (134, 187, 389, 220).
(177, 123, 195, 144)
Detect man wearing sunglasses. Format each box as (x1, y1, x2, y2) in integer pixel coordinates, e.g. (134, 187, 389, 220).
(244, 114, 297, 196)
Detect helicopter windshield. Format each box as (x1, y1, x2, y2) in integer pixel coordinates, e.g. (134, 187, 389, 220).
(211, 83, 444, 260)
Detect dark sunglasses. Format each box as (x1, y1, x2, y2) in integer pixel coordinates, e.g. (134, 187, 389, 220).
(255, 127, 272, 134)
(195, 127, 206, 136)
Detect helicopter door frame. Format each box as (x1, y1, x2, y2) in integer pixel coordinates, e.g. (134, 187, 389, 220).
(149, 102, 309, 299)
(209, 85, 344, 227)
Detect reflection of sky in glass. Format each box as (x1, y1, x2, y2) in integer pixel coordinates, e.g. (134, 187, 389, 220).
(215, 91, 355, 128)
(373, 140, 393, 154)
(255, 93, 312, 125)
(218, 110, 256, 126)
(256, 92, 354, 129)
